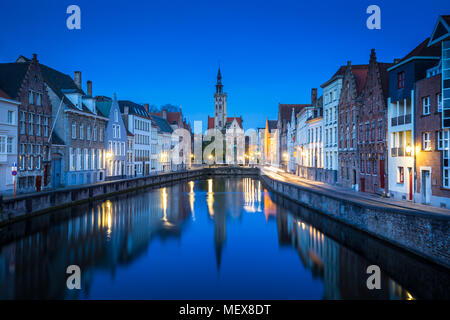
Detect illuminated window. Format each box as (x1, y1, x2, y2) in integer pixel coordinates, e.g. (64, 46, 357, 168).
(422, 132, 431, 151)
(398, 167, 404, 184)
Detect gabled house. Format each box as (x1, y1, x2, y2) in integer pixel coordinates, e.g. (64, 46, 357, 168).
(264, 119, 278, 166)
(0, 89, 20, 193)
(358, 49, 393, 194)
(321, 65, 347, 183)
(96, 94, 128, 179)
(0, 54, 52, 193)
(119, 100, 152, 176)
(412, 15, 450, 207)
(18, 56, 110, 188)
(337, 61, 368, 190)
(151, 115, 173, 172)
(277, 102, 311, 169)
(153, 106, 192, 168)
(387, 35, 441, 201)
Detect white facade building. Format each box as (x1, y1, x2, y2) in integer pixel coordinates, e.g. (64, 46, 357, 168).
(387, 96, 414, 201)
(296, 106, 314, 170)
(0, 91, 19, 193)
(286, 109, 297, 173)
(120, 101, 153, 176)
(321, 67, 344, 179)
(306, 116, 324, 170)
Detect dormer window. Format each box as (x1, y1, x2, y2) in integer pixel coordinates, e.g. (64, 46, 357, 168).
(115, 109, 119, 122)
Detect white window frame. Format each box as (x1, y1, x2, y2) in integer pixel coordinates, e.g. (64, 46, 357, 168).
(423, 132, 431, 151)
(423, 96, 430, 115)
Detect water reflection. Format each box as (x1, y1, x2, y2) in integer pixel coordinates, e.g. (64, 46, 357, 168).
(189, 181, 195, 221)
(0, 177, 441, 299)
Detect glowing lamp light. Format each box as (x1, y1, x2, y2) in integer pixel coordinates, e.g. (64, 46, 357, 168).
(405, 145, 412, 154)
(106, 152, 113, 159)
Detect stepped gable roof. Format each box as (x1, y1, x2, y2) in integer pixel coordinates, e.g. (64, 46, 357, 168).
(350, 65, 369, 95)
(207, 116, 243, 130)
(17, 56, 99, 115)
(377, 62, 394, 101)
(226, 116, 243, 128)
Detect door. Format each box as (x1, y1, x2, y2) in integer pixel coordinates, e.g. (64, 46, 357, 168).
(379, 159, 385, 189)
(36, 175, 42, 192)
(52, 158, 61, 188)
(408, 168, 413, 201)
(422, 170, 431, 204)
(360, 178, 365, 192)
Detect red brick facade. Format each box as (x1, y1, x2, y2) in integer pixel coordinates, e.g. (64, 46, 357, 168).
(415, 73, 450, 203)
(358, 50, 392, 194)
(16, 55, 52, 192)
(338, 62, 368, 189)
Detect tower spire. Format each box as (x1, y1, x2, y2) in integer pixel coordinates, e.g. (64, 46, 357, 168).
(216, 67, 223, 93)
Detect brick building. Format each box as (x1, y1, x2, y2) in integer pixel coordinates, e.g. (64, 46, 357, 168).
(413, 15, 450, 207)
(338, 62, 368, 190)
(0, 54, 52, 193)
(358, 49, 392, 194)
(414, 72, 450, 205)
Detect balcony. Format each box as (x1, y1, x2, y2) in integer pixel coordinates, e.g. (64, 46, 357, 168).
(390, 147, 411, 157)
(391, 114, 412, 127)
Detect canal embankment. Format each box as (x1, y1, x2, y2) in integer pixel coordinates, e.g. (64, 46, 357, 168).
(259, 169, 450, 270)
(0, 166, 258, 227)
(1, 166, 449, 271)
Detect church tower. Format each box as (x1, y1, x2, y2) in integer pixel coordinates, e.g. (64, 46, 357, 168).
(214, 67, 227, 130)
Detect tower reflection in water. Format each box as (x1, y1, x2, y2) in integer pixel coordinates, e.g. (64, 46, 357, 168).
(0, 177, 417, 299)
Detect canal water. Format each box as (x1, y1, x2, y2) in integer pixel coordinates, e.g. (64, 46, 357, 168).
(0, 177, 448, 299)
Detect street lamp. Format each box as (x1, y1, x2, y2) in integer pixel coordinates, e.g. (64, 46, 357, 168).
(406, 145, 412, 156)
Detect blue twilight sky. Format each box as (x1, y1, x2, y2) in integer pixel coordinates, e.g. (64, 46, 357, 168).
(1, 0, 449, 129)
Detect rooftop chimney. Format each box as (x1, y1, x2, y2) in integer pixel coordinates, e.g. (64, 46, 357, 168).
(87, 80, 92, 96)
(347, 61, 351, 67)
(394, 58, 401, 64)
(311, 88, 318, 104)
(144, 103, 149, 113)
(124, 106, 129, 114)
(74, 71, 82, 90)
(162, 109, 167, 119)
(32, 53, 38, 62)
(370, 48, 377, 61)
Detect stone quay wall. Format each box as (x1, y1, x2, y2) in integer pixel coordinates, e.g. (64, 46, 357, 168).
(0, 166, 258, 226)
(259, 172, 450, 269)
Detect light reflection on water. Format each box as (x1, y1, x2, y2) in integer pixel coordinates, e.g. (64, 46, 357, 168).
(0, 177, 422, 299)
